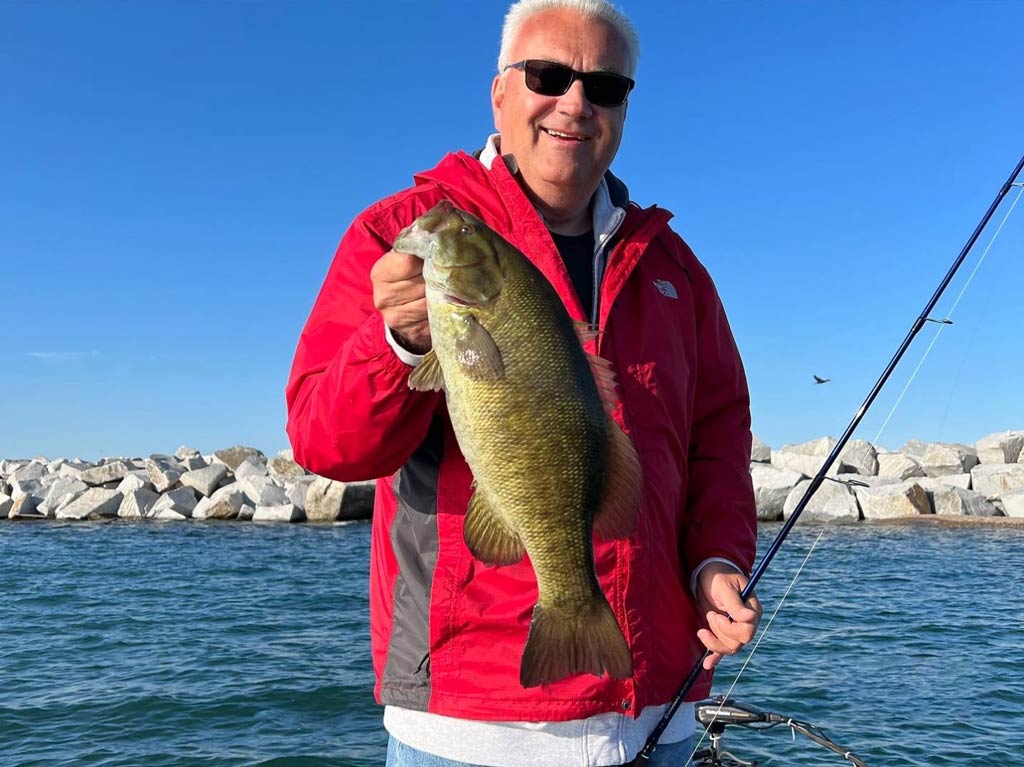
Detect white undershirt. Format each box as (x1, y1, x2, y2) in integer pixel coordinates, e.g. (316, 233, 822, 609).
(384, 702, 696, 767)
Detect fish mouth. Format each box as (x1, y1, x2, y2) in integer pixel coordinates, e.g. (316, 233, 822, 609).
(443, 293, 480, 307)
(424, 258, 484, 274)
(424, 274, 484, 307)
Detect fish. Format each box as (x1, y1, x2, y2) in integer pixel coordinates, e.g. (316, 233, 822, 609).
(393, 200, 643, 688)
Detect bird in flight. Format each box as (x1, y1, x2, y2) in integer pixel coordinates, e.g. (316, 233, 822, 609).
(813, 375, 831, 384)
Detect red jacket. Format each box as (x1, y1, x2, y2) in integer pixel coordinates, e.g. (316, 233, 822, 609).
(286, 150, 756, 721)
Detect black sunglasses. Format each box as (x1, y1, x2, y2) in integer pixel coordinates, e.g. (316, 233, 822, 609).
(503, 59, 635, 107)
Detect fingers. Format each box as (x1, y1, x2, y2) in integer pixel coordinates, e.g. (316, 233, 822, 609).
(712, 584, 759, 623)
(371, 250, 431, 351)
(695, 565, 763, 670)
(371, 251, 425, 311)
(371, 250, 423, 286)
(697, 606, 756, 671)
(697, 640, 723, 671)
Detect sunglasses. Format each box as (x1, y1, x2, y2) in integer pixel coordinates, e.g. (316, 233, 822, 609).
(503, 59, 635, 107)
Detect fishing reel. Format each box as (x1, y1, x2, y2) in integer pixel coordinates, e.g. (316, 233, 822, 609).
(688, 696, 870, 767)
(690, 698, 765, 767)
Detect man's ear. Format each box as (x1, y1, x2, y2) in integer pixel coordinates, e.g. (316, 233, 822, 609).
(491, 73, 505, 132)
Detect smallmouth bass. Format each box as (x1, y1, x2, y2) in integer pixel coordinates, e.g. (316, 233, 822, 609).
(393, 200, 643, 687)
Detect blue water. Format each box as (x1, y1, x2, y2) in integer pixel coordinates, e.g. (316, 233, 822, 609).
(1, 520, 1021, 767)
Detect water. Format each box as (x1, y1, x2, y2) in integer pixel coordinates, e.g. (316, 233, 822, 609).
(1, 520, 1021, 767)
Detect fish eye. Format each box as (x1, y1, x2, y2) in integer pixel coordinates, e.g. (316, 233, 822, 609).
(459, 224, 475, 236)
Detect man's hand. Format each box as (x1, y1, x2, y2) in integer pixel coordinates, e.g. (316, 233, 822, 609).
(695, 562, 763, 670)
(370, 250, 431, 353)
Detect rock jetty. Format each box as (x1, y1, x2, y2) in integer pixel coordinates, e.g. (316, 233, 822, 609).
(753, 430, 1024, 523)
(4, 430, 1023, 524)
(1, 446, 374, 523)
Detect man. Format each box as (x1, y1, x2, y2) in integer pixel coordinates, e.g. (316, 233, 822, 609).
(286, 1, 761, 765)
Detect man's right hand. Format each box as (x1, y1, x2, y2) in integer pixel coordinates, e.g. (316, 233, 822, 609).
(371, 250, 432, 354)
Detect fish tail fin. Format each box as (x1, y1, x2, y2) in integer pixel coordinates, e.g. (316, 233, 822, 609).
(519, 598, 632, 688)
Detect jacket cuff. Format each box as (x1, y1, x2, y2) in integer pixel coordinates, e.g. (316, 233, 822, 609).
(384, 324, 426, 367)
(690, 557, 744, 598)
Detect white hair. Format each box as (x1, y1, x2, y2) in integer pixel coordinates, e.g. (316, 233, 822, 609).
(497, 0, 640, 78)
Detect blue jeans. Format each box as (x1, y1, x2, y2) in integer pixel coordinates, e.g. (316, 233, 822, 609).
(386, 735, 694, 766)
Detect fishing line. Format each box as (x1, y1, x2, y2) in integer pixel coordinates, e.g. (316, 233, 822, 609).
(935, 183, 1024, 440)
(631, 152, 1024, 766)
(680, 176, 1020, 761)
(684, 525, 829, 765)
(870, 183, 1024, 446)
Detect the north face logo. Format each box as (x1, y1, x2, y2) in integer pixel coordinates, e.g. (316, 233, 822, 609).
(653, 279, 678, 299)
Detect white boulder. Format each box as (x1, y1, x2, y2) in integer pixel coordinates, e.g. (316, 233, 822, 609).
(55, 488, 123, 520)
(118, 488, 160, 519)
(975, 430, 1024, 464)
(970, 464, 1024, 499)
(146, 455, 183, 492)
(1001, 492, 1024, 518)
(783, 478, 860, 523)
(750, 435, 771, 463)
(750, 464, 803, 521)
(305, 476, 375, 522)
(772, 436, 839, 478)
(180, 464, 229, 498)
(854, 481, 931, 520)
(268, 450, 307, 481)
(212, 446, 266, 472)
(149, 487, 198, 519)
(79, 460, 131, 486)
(876, 452, 926, 480)
(193, 484, 247, 520)
(928, 485, 1000, 516)
(838, 440, 879, 476)
(252, 503, 304, 523)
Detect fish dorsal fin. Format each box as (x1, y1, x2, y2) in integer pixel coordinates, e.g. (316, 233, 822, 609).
(573, 321, 601, 347)
(454, 315, 505, 380)
(408, 350, 446, 392)
(593, 418, 643, 541)
(584, 349, 642, 540)
(585, 349, 619, 417)
(463, 484, 525, 566)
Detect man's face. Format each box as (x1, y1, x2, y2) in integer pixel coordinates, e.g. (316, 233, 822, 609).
(491, 9, 630, 209)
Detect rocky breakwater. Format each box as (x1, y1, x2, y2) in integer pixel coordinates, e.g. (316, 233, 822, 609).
(1, 445, 375, 523)
(751, 429, 1024, 523)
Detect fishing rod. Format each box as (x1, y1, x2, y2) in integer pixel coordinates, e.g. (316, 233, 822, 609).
(631, 151, 1024, 766)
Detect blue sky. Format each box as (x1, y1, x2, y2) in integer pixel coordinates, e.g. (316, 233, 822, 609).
(3, 1, 1022, 462)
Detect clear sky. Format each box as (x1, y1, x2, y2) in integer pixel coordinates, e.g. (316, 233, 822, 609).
(3, 0, 1022, 462)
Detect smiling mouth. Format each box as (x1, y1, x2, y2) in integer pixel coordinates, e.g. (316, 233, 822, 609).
(542, 128, 591, 142)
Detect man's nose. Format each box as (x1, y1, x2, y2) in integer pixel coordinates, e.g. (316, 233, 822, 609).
(556, 78, 594, 118)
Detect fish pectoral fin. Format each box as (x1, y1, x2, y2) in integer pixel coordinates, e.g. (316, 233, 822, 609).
(454, 316, 505, 380)
(593, 419, 643, 541)
(463, 487, 524, 565)
(408, 350, 446, 392)
(519, 598, 633, 688)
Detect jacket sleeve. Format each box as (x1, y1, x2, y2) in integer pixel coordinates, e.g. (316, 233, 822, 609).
(285, 196, 441, 481)
(680, 255, 758, 576)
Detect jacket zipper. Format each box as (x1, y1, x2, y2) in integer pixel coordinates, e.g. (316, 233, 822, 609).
(591, 208, 626, 326)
